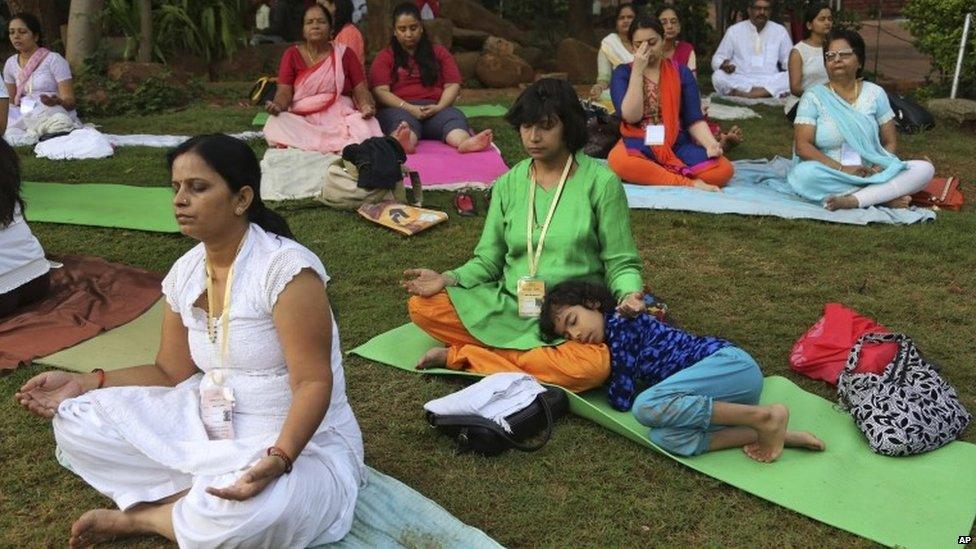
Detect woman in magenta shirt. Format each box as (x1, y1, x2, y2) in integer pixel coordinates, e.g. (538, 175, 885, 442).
(369, 2, 491, 153)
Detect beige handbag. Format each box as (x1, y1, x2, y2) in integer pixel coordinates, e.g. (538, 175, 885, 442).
(316, 157, 405, 210)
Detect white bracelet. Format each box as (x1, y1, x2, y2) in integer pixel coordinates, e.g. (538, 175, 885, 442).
(398, 100, 405, 109)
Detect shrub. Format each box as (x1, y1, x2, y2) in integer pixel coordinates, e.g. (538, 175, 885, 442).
(76, 53, 201, 118)
(903, 0, 976, 100)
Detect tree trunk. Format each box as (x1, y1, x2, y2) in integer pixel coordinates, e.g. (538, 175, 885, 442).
(566, 0, 595, 45)
(137, 0, 152, 62)
(8, 0, 64, 51)
(65, 0, 104, 73)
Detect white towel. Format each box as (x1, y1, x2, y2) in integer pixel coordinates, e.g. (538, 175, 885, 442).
(423, 373, 546, 433)
(34, 127, 114, 160)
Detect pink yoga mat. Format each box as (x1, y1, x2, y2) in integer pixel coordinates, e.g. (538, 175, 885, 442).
(404, 140, 508, 189)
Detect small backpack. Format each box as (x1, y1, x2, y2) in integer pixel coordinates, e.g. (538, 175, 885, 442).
(885, 91, 935, 134)
(837, 333, 971, 456)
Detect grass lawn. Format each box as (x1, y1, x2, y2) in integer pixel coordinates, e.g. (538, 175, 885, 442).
(2, 86, 975, 547)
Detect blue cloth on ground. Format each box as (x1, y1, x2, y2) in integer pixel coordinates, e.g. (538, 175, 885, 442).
(631, 346, 763, 457)
(622, 156, 936, 225)
(605, 312, 731, 412)
(320, 466, 502, 548)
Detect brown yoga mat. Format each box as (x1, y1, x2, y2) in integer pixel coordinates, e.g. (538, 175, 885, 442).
(0, 255, 162, 371)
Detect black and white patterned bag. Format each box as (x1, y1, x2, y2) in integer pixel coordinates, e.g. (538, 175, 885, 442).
(837, 333, 971, 456)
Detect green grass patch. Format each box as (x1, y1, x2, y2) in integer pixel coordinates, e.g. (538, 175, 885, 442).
(1, 97, 974, 547)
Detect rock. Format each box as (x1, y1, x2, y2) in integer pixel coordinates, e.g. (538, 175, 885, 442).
(453, 27, 489, 50)
(424, 18, 453, 49)
(475, 52, 534, 88)
(556, 38, 598, 84)
(106, 62, 175, 91)
(441, 0, 529, 44)
(516, 46, 546, 69)
(927, 98, 976, 125)
(482, 36, 516, 57)
(454, 51, 480, 81)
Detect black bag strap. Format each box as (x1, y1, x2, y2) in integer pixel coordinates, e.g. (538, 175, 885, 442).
(428, 393, 556, 453)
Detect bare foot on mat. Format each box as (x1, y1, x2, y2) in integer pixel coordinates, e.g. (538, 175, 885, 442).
(70, 509, 139, 548)
(743, 403, 789, 463)
(825, 194, 859, 211)
(785, 430, 826, 452)
(882, 195, 912, 209)
(416, 347, 448, 370)
(718, 125, 743, 150)
(457, 129, 493, 153)
(392, 121, 416, 154)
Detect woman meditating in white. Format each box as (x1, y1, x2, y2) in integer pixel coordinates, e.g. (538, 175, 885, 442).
(15, 134, 364, 548)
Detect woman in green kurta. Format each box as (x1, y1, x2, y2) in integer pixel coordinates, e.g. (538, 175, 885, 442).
(404, 78, 645, 392)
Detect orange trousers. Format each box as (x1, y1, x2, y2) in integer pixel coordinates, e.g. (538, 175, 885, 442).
(408, 293, 610, 392)
(607, 140, 735, 187)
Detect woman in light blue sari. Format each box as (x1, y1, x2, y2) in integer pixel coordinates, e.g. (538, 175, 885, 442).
(789, 30, 933, 210)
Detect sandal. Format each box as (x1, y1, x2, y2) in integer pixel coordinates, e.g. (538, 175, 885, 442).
(454, 188, 476, 216)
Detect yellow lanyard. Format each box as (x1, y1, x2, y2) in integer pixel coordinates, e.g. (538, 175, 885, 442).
(526, 154, 574, 278)
(205, 232, 247, 363)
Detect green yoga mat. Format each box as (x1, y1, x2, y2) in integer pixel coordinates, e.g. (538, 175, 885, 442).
(39, 300, 164, 372)
(251, 105, 508, 127)
(349, 323, 976, 549)
(23, 182, 179, 233)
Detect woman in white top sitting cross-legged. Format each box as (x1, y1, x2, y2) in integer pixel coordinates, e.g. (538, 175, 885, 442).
(15, 134, 365, 548)
(0, 138, 49, 317)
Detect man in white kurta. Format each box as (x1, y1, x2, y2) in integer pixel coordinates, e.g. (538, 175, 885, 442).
(710, 0, 792, 98)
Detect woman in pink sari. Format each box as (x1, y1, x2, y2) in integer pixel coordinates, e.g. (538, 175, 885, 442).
(263, 4, 380, 154)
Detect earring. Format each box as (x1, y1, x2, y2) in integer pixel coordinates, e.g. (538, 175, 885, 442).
(236, 208, 244, 215)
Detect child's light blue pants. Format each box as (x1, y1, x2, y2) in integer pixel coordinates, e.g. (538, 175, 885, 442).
(631, 346, 763, 456)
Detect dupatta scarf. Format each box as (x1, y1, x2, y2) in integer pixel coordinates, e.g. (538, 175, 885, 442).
(13, 47, 51, 107)
(289, 43, 348, 116)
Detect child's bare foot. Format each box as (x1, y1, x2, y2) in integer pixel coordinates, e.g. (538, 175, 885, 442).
(457, 129, 493, 153)
(743, 403, 789, 463)
(416, 347, 448, 370)
(70, 509, 139, 548)
(785, 430, 826, 451)
(392, 121, 416, 154)
(881, 195, 912, 209)
(825, 194, 859, 211)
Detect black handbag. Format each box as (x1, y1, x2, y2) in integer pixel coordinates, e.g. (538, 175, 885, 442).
(885, 91, 935, 134)
(425, 386, 569, 456)
(249, 76, 278, 106)
(581, 99, 620, 159)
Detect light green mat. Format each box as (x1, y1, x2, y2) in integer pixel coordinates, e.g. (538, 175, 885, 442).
(349, 323, 976, 549)
(457, 104, 508, 118)
(251, 104, 508, 127)
(23, 182, 179, 233)
(39, 300, 165, 371)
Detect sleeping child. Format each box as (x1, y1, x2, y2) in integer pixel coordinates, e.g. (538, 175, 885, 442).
(539, 279, 825, 462)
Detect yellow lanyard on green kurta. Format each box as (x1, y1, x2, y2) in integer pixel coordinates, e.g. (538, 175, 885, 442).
(525, 154, 574, 278)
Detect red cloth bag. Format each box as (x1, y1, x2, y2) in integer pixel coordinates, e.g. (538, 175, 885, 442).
(789, 303, 899, 385)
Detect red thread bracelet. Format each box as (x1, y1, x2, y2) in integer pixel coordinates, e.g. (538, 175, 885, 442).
(267, 446, 293, 474)
(90, 368, 106, 390)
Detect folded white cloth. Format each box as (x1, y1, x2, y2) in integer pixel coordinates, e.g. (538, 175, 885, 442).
(105, 131, 263, 148)
(260, 147, 341, 200)
(34, 127, 114, 160)
(705, 102, 761, 121)
(423, 373, 546, 433)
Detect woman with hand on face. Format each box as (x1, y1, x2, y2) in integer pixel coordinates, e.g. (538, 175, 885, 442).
(263, 3, 381, 154)
(3, 12, 78, 139)
(785, 3, 832, 121)
(369, 2, 492, 154)
(403, 78, 645, 393)
(607, 14, 734, 190)
(590, 3, 637, 100)
(16, 135, 364, 548)
(790, 30, 934, 210)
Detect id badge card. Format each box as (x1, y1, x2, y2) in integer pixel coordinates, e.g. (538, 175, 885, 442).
(517, 277, 545, 318)
(839, 142, 862, 167)
(644, 124, 666, 146)
(200, 386, 235, 440)
(20, 96, 37, 114)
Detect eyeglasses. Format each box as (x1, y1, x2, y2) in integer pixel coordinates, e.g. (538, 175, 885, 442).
(824, 49, 855, 61)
